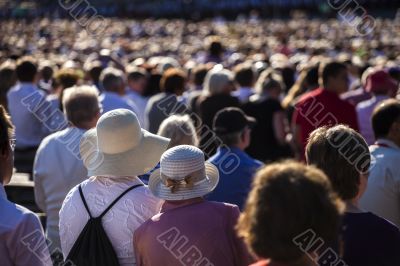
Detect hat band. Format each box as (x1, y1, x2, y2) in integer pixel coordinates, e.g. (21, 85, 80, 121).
(161, 168, 207, 193)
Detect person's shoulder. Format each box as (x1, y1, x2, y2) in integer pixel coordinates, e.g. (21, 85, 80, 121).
(348, 212, 400, 233)
(0, 201, 41, 232)
(297, 88, 322, 103)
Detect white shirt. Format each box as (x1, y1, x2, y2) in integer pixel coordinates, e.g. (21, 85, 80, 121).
(356, 95, 390, 145)
(125, 91, 149, 128)
(100, 92, 140, 117)
(0, 184, 51, 266)
(34, 127, 88, 250)
(59, 176, 162, 265)
(7, 82, 64, 148)
(360, 139, 400, 227)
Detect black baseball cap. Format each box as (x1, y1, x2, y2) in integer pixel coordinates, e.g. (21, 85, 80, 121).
(213, 107, 256, 135)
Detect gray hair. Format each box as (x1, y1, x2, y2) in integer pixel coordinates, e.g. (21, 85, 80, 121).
(62, 85, 100, 127)
(157, 115, 199, 148)
(100, 67, 124, 92)
(203, 68, 233, 96)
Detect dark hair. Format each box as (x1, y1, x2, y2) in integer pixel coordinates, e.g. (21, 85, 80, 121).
(209, 40, 223, 57)
(306, 125, 370, 200)
(16, 56, 38, 82)
(160, 68, 186, 94)
(320, 61, 347, 88)
(237, 161, 343, 262)
(234, 64, 255, 87)
(0, 105, 14, 152)
(192, 65, 208, 87)
(127, 67, 147, 81)
(54, 69, 80, 90)
(40, 65, 54, 82)
(372, 99, 400, 139)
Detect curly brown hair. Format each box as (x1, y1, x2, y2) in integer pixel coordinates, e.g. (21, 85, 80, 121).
(237, 161, 343, 262)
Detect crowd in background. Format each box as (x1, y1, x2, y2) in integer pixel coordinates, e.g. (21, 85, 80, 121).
(0, 15, 400, 266)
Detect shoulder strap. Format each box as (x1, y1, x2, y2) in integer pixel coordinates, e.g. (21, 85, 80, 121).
(98, 184, 144, 219)
(78, 185, 93, 219)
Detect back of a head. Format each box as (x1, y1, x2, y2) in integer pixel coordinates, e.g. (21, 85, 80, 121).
(372, 99, 400, 140)
(255, 69, 283, 95)
(234, 63, 255, 88)
(157, 115, 198, 148)
(238, 161, 343, 262)
(160, 68, 186, 95)
(100, 67, 124, 92)
(306, 125, 370, 200)
(54, 68, 81, 90)
(0, 105, 14, 184)
(0, 60, 17, 91)
(62, 85, 100, 128)
(319, 61, 347, 88)
(16, 56, 38, 83)
(126, 66, 147, 82)
(203, 68, 233, 96)
(192, 65, 209, 87)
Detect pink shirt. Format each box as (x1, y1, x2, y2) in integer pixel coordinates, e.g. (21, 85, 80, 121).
(134, 199, 253, 266)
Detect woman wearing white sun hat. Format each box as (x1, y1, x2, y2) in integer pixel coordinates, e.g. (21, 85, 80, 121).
(133, 145, 253, 266)
(59, 108, 170, 265)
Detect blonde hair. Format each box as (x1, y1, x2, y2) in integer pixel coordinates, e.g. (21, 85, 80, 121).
(158, 115, 198, 148)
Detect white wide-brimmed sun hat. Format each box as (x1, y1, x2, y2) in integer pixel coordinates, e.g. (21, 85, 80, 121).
(79, 109, 170, 177)
(148, 145, 219, 201)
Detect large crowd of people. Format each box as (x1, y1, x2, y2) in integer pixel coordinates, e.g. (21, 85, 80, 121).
(1, 15, 400, 266)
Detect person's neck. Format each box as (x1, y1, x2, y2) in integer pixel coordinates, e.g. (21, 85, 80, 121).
(323, 87, 338, 95)
(383, 135, 400, 147)
(345, 199, 362, 213)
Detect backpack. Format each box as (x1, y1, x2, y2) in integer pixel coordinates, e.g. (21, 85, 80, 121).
(65, 184, 144, 266)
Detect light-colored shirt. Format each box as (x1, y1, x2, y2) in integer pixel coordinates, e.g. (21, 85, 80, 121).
(134, 199, 253, 266)
(100, 91, 140, 117)
(356, 95, 390, 145)
(232, 87, 254, 103)
(125, 91, 149, 128)
(360, 139, 400, 227)
(7, 82, 64, 148)
(0, 184, 52, 266)
(59, 176, 162, 265)
(34, 127, 88, 250)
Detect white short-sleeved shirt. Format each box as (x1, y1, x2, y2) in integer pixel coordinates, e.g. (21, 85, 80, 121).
(360, 139, 400, 227)
(59, 176, 162, 265)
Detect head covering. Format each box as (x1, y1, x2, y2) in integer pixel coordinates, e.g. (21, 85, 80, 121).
(80, 109, 170, 177)
(148, 145, 219, 201)
(365, 70, 398, 95)
(213, 107, 256, 135)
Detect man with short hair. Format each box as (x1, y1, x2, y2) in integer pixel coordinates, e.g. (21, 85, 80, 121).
(232, 63, 255, 103)
(34, 86, 101, 261)
(292, 61, 359, 159)
(206, 107, 263, 210)
(99, 67, 140, 118)
(145, 68, 188, 133)
(7, 56, 61, 174)
(356, 69, 398, 145)
(360, 99, 400, 227)
(0, 105, 51, 266)
(125, 66, 149, 128)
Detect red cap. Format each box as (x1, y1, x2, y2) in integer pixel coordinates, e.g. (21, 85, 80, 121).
(365, 70, 398, 95)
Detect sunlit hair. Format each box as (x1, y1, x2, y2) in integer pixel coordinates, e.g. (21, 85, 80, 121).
(203, 68, 233, 96)
(237, 161, 344, 262)
(62, 85, 100, 127)
(157, 115, 198, 147)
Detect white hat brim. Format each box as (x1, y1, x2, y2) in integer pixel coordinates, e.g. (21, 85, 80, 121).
(148, 162, 219, 201)
(80, 128, 170, 177)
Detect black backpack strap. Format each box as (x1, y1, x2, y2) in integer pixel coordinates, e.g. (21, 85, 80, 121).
(78, 185, 93, 219)
(98, 184, 144, 219)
